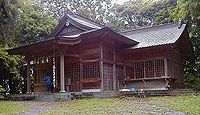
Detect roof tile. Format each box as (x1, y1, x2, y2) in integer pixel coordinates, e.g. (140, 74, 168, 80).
(121, 23, 186, 49)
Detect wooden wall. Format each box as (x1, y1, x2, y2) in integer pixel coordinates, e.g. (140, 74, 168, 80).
(115, 45, 185, 90)
(80, 38, 101, 91)
(116, 46, 172, 90)
(101, 39, 115, 91)
(60, 37, 185, 92)
(167, 48, 184, 88)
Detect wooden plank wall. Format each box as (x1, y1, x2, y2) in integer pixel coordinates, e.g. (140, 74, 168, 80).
(80, 39, 101, 90)
(167, 48, 184, 88)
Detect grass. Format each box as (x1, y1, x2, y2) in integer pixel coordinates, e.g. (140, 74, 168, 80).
(150, 95, 200, 115)
(0, 95, 199, 115)
(0, 101, 27, 115)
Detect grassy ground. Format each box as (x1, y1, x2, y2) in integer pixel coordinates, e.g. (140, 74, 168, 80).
(0, 101, 27, 114)
(150, 94, 200, 115)
(1, 95, 200, 115)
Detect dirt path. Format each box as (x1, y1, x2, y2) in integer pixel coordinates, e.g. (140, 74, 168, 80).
(19, 101, 56, 115)
(18, 99, 187, 115)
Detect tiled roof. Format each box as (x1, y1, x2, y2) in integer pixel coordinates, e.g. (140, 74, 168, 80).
(48, 13, 102, 38)
(121, 23, 186, 49)
(66, 14, 102, 29)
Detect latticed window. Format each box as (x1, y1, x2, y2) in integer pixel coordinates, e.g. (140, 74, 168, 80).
(125, 59, 165, 79)
(103, 63, 113, 91)
(135, 62, 144, 79)
(126, 63, 134, 78)
(145, 61, 154, 78)
(116, 65, 124, 89)
(82, 62, 100, 79)
(155, 60, 165, 77)
(65, 63, 80, 82)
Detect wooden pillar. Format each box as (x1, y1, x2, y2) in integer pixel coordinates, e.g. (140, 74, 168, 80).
(144, 62, 146, 78)
(60, 55, 66, 93)
(79, 43, 83, 92)
(26, 62, 30, 93)
(113, 42, 116, 91)
(164, 58, 168, 77)
(113, 64, 116, 91)
(100, 43, 104, 91)
(80, 61, 83, 91)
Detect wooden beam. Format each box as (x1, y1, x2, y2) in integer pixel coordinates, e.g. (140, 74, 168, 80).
(65, 54, 80, 58)
(103, 59, 114, 64)
(81, 59, 99, 63)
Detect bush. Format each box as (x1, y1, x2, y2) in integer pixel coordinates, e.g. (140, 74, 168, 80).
(184, 73, 200, 91)
(0, 85, 5, 97)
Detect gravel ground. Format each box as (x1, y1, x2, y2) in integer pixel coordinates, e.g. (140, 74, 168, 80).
(18, 99, 187, 115)
(19, 101, 56, 115)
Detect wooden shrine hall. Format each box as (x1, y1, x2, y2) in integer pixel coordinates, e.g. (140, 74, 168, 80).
(8, 13, 193, 93)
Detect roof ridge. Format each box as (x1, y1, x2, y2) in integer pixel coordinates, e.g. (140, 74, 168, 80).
(120, 22, 180, 34)
(69, 12, 103, 27)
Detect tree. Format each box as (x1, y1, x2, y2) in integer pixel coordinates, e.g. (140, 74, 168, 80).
(0, 45, 22, 94)
(171, 0, 200, 89)
(0, 0, 18, 46)
(41, 0, 112, 24)
(0, 0, 58, 94)
(111, 0, 176, 29)
(16, 0, 58, 45)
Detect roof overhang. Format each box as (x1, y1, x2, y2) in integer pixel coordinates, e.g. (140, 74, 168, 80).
(7, 37, 81, 57)
(7, 27, 138, 59)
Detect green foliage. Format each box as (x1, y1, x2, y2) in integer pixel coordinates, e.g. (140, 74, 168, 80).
(184, 73, 200, 90)
(1, 0, 58, 45)
(0, 0, 57, 94)
(151, 95, 200, 115)
(41, 0, 112, 23)
(0, 45, 22, 94)
(0, 0, 18, 46)
(0, 85, 4, 97)
(16, 0, 58, 44)
(111, 0, 176, 29)
(0, 45, 21, 78)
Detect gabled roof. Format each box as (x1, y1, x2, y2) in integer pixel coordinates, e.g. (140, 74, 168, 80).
(48, 13, 102, 38)
(121, 23, 187, 49)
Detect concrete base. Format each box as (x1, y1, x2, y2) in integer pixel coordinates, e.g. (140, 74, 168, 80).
(10, 91, 121, 101)
(10, 93, 73, 101)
